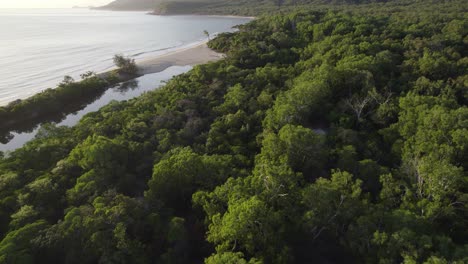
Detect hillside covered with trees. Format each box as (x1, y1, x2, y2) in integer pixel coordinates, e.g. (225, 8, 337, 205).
(98, 0, 400, 15)
(95, 0, 158, 10)
(0, 0, 467, 263)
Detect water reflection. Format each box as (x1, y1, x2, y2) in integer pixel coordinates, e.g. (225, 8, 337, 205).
(115, 79, 139, 94)
(0, 66, 192, 152)
(0, 87, 106, 142)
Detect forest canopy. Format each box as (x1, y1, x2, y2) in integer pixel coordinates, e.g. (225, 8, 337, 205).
(0, 0, 467, 263)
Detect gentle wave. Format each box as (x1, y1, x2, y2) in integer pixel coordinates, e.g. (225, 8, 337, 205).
(0, 9, 251, 106)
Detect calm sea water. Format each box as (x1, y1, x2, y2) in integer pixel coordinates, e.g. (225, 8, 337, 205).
(0, 9, 250, 106)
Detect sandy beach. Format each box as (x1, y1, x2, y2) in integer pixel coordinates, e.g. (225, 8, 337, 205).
(0, 10, 250, 107)
(136, 41, 224, 75)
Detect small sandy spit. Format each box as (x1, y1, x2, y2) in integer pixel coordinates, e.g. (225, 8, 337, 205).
(136, 41, 224, 75)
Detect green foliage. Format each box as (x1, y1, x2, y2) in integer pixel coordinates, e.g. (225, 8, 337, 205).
(113, 54, 138, 75)
(205, 251, 262, 264)
(0, 221, 48, 263)
(0, 68, 120, 135)
(0, 1, 467, 263)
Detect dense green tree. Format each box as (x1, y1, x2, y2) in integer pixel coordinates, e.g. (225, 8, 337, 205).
(0, 1, 466, 263)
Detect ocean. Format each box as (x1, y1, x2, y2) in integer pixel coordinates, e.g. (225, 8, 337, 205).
(0, 8, 250, 106)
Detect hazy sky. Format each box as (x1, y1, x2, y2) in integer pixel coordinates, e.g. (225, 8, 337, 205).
(0, 0, 112, 8)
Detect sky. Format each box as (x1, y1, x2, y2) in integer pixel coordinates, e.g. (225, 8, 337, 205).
(0, 0, 112, 8)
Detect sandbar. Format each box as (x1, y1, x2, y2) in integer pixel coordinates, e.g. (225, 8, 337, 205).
(136, 41, 224, 75)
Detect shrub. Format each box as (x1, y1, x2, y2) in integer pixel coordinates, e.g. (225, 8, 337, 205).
(113, 54, 138, 75)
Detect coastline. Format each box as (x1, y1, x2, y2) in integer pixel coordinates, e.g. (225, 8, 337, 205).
(94, 40, 224, 81)
(136, 40, 224, 75)
(0, 66, 193, 152)
(0, 40, 226, 107)
(0, 41, 225, 133)
(0, 10, 250, 107)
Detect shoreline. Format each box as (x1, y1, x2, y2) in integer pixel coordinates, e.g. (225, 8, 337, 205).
(136, 40, 224, 75)
(0, 11, 250, 107)
(0, 41, 224, 147)
(1, 40, 225, 107)
(97, 39, 224, 79)
(0, 67, 192, 152)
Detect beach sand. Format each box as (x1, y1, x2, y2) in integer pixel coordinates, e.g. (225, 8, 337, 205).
(136, 41, 224, 75)
(96, 40, 224, 82)
(0, 41, 224, 106)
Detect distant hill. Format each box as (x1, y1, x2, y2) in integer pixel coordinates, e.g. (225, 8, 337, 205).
(152, 0, 397, 16)
(97, 0, 397, 14)
(95, 0, 158, 11)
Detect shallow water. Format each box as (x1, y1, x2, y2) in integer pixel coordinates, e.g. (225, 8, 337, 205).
(0, 8, 250, 105)
(0, 65, 192, 152)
